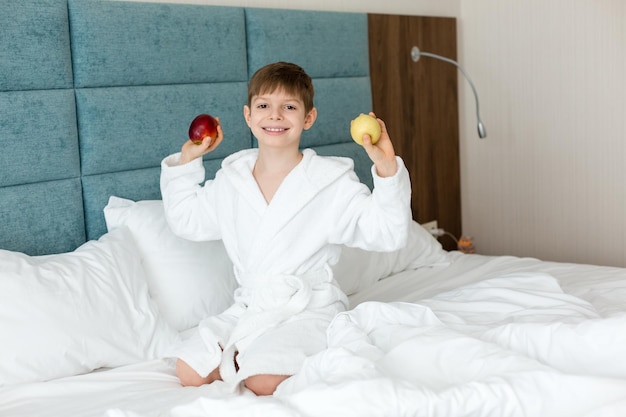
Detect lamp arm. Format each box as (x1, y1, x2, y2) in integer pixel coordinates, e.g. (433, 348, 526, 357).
(411, 46, 487, 138)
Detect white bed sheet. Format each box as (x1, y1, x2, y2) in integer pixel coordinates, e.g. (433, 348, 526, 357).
(0, 359, 233, 417)
(2, 252, 626, 417)
(350, 252, 626, 317)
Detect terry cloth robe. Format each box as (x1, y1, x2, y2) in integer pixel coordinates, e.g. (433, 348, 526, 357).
(160, 148, 412, 386)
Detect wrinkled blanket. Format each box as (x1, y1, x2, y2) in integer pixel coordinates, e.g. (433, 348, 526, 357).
(107, 273, 626, 417)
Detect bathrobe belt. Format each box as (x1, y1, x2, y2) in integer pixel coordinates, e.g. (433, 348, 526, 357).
(219, 267, 339, 382)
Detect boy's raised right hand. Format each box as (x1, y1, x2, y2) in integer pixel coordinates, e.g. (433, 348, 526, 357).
(179, 117, 224, 165)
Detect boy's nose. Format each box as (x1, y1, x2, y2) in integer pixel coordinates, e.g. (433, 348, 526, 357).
(269, 108, 283, 119)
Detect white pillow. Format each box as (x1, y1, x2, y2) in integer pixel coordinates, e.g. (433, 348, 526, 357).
(332, 220, 449, 295)
(104, 197, 238, 332)
(0, 227, 178, 387)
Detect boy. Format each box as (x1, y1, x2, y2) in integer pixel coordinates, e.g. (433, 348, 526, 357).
(160, 62, 412, 395)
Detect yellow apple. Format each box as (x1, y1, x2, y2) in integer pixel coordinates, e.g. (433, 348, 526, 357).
(350, 113, 381, 145)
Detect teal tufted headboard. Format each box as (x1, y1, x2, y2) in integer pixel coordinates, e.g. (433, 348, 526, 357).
(0, 0, 373, 256)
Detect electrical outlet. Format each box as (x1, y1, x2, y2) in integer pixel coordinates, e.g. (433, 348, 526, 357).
(421, 220, 438, 233)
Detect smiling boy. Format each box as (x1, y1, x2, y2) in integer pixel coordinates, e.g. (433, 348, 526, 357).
(160, 62, 412, 395)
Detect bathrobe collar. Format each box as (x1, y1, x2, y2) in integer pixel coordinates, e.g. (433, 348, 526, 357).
(220, 148, 354, 266)
(220, 148, 354, 208)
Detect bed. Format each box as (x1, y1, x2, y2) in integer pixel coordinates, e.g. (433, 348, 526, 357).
(2, 1, 626, 416)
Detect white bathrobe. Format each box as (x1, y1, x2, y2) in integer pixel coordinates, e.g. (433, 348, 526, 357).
(160, 148, 412, 385)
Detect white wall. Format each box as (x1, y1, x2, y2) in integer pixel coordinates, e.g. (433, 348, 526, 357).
(122, 0, 625, 267)
(459, 0, 626, 267)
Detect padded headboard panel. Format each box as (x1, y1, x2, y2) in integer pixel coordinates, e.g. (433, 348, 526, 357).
(0, 0, 372, 256)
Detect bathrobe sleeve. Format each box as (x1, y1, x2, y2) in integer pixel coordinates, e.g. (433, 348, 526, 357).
(160, 152, 221, 242)
(328, 156, 412, 252)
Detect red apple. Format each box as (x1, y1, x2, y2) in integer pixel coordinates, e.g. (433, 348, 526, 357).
(188, 113, 218, 145)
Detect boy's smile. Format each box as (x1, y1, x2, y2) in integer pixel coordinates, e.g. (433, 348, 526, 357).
(263, 126, 289, 134)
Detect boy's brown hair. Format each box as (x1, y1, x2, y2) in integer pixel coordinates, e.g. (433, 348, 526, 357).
(248, 62, 315, 115)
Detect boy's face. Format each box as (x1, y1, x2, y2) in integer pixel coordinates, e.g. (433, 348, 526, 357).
(243, 89, 316, 150)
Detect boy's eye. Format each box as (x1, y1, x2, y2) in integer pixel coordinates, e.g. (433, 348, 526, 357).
(256, 104, 268, 109)
(284, 104, 297, 110)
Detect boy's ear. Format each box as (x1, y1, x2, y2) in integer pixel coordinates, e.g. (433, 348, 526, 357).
(243, 105, 251, 126)
(304, 107, 317, 130)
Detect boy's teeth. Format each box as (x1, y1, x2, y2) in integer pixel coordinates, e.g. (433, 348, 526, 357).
(265, 127, 285, 132)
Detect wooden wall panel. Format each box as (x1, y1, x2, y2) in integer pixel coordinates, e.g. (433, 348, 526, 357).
(368, 14, 461, 249)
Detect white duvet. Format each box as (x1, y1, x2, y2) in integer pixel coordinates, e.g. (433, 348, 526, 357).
(106, 272, 626, 417)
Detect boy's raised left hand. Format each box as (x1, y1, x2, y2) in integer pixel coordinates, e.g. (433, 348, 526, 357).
(361, 113, 398, 177)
